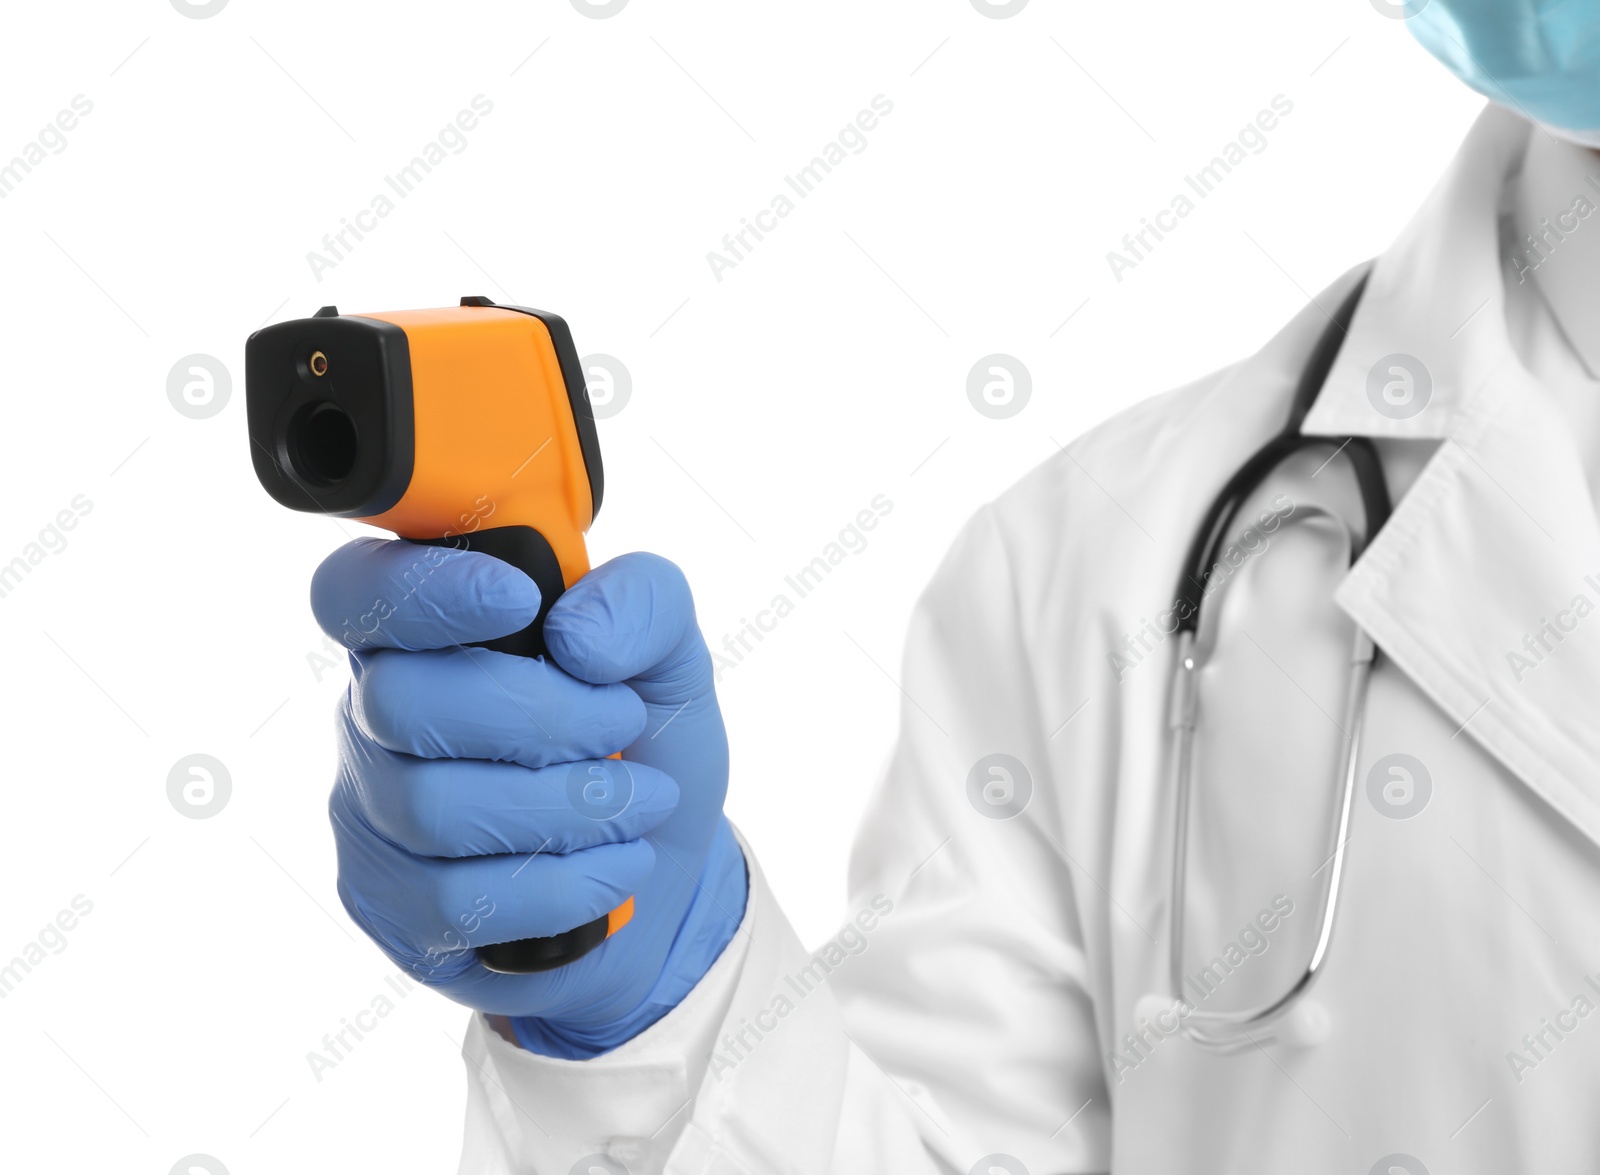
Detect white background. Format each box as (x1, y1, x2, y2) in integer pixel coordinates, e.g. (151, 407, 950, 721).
(0, 0, 1481, 1170)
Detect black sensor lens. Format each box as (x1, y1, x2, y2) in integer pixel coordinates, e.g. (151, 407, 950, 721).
(289, 401, 358, 486)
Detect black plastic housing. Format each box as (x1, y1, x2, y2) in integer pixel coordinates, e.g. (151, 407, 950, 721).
(245, 311, 415, 517)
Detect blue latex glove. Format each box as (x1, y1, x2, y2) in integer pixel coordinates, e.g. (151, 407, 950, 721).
(309, 538, 746, 1057)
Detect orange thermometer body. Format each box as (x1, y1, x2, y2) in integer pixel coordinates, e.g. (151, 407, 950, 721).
(245, 297, 632, 974)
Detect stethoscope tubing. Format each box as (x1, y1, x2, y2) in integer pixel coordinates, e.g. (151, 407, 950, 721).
(1167, 627, 1374, 1050)
(1160, 268, 1392, 1050)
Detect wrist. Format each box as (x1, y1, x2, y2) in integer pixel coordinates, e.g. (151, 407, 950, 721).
(510, 817, 747, 1059)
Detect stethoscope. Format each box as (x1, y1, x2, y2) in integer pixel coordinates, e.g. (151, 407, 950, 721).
(1151, 272, 1393, 1052)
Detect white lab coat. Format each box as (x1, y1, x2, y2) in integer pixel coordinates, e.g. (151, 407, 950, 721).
(458, 105, 1600, 1173)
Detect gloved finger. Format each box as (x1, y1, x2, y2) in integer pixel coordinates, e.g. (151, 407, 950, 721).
(351, 646, 645, 768)
(337, 709, 678, 858)
(332, 789, 654, 955)
(311, 536, 539, 652)
(544, 552, 714, 707)
(457, 842, 649, 947)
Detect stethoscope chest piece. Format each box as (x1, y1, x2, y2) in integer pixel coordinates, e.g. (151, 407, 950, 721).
(1275, 998, 1332, 1049)
(1130, 991, 1332, 1053)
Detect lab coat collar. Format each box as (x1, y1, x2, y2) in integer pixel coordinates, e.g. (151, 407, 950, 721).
(1295, 106, 1600, 848)
(1300, 105, 1531, 443)
(1514, 131, 1600, 378)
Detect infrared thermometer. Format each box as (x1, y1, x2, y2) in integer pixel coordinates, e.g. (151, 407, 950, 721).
(244, 296, 631, 974)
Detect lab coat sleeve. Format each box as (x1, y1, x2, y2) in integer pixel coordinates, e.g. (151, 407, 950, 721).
(830, 500, 1111, 1170)
(456, 504, 1110, 1173)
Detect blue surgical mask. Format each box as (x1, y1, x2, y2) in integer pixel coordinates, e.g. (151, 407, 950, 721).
(1407, 0, 1600, 147)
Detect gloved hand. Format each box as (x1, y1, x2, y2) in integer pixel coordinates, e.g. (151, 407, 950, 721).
(309, 538, 746, 1057)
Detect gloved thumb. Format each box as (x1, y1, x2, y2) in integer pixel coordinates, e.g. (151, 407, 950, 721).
(544, 552, 712, 706)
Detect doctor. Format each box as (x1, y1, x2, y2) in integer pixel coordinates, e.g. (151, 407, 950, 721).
(306, 3, 1600, 1171)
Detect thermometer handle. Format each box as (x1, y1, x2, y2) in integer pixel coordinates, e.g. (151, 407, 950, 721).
(416, 524, 634, 975)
